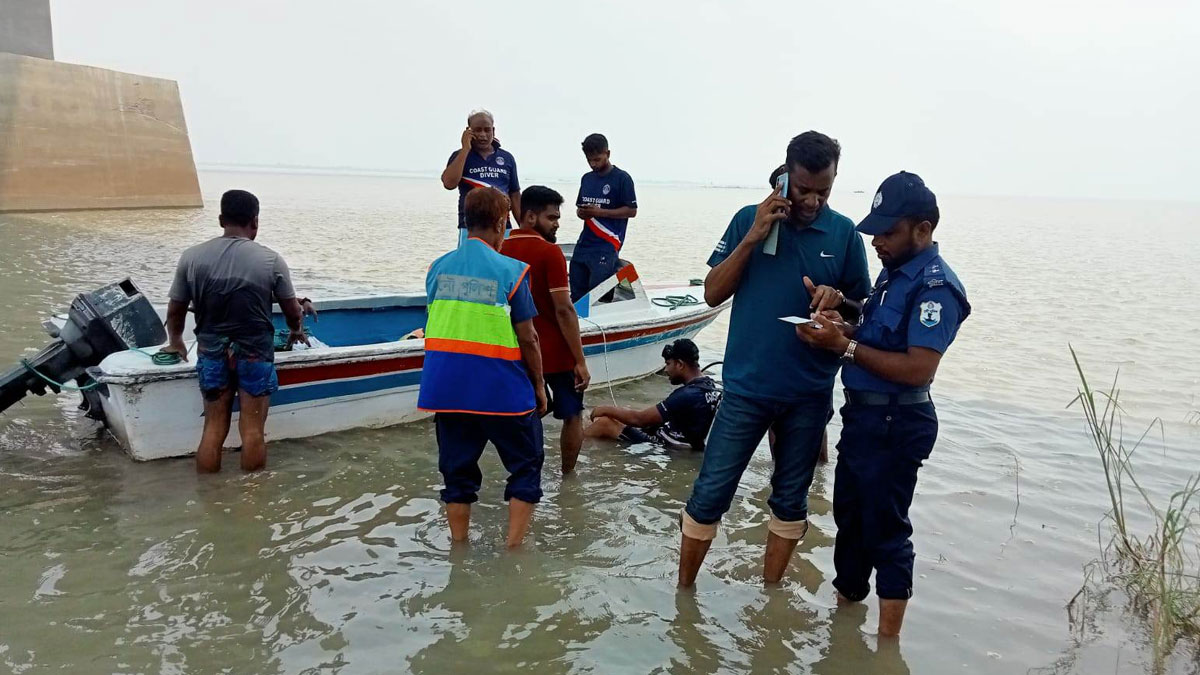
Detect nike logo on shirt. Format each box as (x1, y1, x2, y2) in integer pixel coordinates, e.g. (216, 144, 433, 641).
(820, 251, 835, 258)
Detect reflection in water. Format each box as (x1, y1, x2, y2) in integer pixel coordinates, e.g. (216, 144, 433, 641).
(2, 173, 1199, 672)
(812, 603, 910, 675)
(408, 546, 574, 674)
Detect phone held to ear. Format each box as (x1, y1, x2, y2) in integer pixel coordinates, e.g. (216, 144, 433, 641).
(764, 173, 787, 256)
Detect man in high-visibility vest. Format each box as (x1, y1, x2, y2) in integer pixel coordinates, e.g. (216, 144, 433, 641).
(418, 188, 548, 548)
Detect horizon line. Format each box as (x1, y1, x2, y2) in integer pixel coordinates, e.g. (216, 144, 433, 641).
(194, 162, 1199, 206)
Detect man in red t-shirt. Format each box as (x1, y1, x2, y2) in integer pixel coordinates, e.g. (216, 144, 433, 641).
(502, 186, 591, 473)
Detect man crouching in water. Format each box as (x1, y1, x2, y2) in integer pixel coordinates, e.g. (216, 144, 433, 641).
(163, 189, 312, 473)
(585, 339, 721, 453)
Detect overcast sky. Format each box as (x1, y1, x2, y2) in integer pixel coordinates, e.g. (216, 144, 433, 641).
(51, 0, 1199, 201)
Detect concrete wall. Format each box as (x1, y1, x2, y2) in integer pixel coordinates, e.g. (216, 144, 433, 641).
(0, 53, 202, 211)
(0, 0, 54, 59)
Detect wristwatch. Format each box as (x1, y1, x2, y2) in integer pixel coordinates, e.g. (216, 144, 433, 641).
(840, 340, 858, 364)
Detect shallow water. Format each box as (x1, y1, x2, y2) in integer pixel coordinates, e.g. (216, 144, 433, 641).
(1, 171, 1198, 673)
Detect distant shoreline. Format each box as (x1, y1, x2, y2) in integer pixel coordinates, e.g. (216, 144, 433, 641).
(196, 164, 765, 191)
(194, 165, 1199, 205)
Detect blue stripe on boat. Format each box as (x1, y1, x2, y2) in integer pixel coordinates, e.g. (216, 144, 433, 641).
(266, 317, 716, 409)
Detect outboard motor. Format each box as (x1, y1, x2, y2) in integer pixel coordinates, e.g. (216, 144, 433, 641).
(0, 279, 165, 415)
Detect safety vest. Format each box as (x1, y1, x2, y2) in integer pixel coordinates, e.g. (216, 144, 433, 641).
(417, 237, 535, 415)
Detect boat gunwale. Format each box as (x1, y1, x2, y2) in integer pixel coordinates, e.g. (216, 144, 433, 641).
(95, 296, 727, 385)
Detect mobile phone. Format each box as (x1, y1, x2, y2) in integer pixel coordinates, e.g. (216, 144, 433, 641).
(764, 173, 787, 255)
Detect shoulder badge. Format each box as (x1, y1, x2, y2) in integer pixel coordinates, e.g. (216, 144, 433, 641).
(919, 301, 942, 327)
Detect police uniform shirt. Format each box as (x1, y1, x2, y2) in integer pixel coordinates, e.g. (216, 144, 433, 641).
(841, 243, 970, 393)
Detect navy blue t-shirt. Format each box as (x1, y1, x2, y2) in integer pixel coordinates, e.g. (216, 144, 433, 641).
(656, 376, 722, 451)
(447, 141, 520, 228)
(575, 165, 637, 252)
(708, 204, 872, 401)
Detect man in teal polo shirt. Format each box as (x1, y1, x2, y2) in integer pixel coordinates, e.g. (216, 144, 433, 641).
(678, 131, 872, 587)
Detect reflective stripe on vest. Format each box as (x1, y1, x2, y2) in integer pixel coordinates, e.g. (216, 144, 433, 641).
(424, 298, 520, 359)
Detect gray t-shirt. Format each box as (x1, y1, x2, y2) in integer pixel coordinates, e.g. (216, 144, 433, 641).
(168, 236, 295, 359)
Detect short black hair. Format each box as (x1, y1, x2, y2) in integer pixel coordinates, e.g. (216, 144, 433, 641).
(581, 133, 609, 155)
(521, 185, 564, 216)
(220, 189, 259, 227)
(768, 164, 787, 188)
(785, 131, 841, 174)
(904, 207, 941, 231)
(661, 338, 700, 367)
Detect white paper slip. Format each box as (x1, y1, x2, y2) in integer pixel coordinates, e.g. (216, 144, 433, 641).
(778, 315, 820, 327)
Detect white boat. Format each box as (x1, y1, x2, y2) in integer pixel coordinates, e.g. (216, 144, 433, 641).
(84, 256, 725, 461)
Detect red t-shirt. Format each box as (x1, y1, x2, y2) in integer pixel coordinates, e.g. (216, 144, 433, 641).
(501, 231, 577, 374)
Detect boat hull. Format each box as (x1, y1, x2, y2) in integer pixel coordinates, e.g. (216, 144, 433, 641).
(96, 294, 721, 461)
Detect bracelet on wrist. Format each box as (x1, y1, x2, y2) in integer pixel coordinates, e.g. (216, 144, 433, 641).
(840, 340, 858, 364)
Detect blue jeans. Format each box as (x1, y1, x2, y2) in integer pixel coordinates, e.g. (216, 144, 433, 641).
(832, 400, 938, 600)
(569, 247, 619, 302)
(196, 347, 278, 400)
(684, 390, 831, 525)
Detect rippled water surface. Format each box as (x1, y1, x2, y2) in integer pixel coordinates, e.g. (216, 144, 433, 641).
(1, 172, 1198, 673)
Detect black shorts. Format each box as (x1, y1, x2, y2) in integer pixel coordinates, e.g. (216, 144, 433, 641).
(545, 371, 585, 420)
(618, 424, 695, 451)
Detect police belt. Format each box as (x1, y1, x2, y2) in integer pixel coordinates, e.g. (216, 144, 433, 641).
(844, 389, 932, 406)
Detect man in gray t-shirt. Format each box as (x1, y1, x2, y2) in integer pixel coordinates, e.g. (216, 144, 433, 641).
(169, 231, 296, 359)
(163, 189, 310, 474)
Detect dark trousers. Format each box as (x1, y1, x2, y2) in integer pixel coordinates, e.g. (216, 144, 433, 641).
(436, 412, 544, 505)
(832, 399, 938, 601)
(569, 248, 619, 302)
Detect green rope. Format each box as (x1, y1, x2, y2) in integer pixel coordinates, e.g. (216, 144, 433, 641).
(130, 345, 190, 366)
(20, 359, 102, 392)
(21, 342, 191, 395)
(651, 294, 701, 311)
(273, 327, 315, 351)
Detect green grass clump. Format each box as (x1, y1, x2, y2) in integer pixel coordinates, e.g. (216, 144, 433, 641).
(1068, 347, 1200, 671)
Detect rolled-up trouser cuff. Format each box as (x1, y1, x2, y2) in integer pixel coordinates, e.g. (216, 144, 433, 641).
(876, 585, 915, 600)
(768, 514, 809, 540)
(504, 487, 542, 504)
(440, 490, 479, 505)
(833, 579, 871, 602)
(681, 510, 718, 541)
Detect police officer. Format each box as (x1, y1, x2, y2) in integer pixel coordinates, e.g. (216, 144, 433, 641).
(796, 171, 970, 637)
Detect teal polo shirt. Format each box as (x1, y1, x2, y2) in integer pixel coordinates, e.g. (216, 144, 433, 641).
(708, 204, 871, 401)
